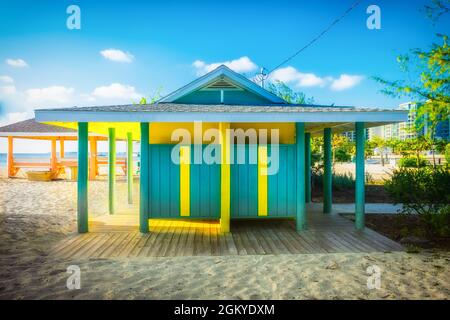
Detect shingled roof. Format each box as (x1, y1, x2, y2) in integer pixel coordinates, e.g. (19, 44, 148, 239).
(36, 103, 399, 113)
(0, 118, 76, 133)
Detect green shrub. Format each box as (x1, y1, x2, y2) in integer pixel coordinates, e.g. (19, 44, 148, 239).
(312, 172, 354, 191)
(398, 156, 428, 168)
(384, 167, 450, 236)
(334, 149, 352, 162)
(423, 205, 450, 237)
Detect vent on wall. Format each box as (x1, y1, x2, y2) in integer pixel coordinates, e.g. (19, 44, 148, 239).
(202, 78, 242, 90)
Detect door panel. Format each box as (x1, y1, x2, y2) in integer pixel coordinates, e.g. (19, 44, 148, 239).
(148, 144, 180, 218)
(189, 144, 221, 218)
(267, 145, 296, 217)
(231, 144, 258, 217)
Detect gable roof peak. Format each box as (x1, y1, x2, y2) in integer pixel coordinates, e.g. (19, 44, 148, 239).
(158, 63, 286, 104)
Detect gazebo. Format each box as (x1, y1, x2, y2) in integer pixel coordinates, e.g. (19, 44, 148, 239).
(0, 118, 118, 180)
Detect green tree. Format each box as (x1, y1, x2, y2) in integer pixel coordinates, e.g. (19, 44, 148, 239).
(332, 135, 354, 163)
(368, 136, 389, 166)
(134, 86, 163, 105)
(266, 80, 314, 104)
(373, 2, 449, 166)
(445, 143, 450, 164)
(405, 137, 431, 167)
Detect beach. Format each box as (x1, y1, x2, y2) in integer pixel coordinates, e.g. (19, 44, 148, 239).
(0, 172, 449, 300)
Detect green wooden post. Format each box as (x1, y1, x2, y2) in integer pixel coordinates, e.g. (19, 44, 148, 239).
(355, 122, 365, 230)
(139, 123, 149, 233)
(296, 123, 306, 231)
(127, 132, 133, 204)
(77, 122, 89, 233)
(305, 132, 311, 203)
(323, 128, 332, 214)
(108, 128, 116, 215)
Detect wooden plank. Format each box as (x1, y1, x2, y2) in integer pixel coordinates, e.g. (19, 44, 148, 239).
(254, 226, 278, 254)
(252, 225, 275, 255)
(144, 223, 169, 257)
(210, 224, 219, 256)
(270, 221, 300, 254)
(129, 233, 151, 257)
(59, 233, 99, 258)
(117, 232, 144, 258)
(166, 228, 182, 257)
(298, 231, 330, 253)
(84, 233, 116, 258)
(160, 222, 179, 256)
(244, 224, 266, 255)
(231, 228, 248, 255)
(258, 225, 284, 255)
(99, 232, 131, 258)
(265, 223, 294, 254)
(272, 222, 306, 253)
(236, 223, 256, 255)
(338, 230, 375, 252)
(111, 232, 139, 258)
(175, 224, 191, 257)
(185, 224, 197, 256)
(364, 228, 403, 251)
(327, 232, 360, 253)
(71, 234, 105, 259)
(216, 231, 228, 256)
(52, 233, 87, 255)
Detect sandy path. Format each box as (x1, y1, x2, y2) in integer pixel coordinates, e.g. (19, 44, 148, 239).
(0, 178, 449, 300)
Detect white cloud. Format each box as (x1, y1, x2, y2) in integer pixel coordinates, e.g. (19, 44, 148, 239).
(193, 56, 258, 76)
(330, 74, 364, 91)
(0, 85, 16, 95)
(26, 86, 74, 105)
(270, 66, 326, 87)
(0, 75, 14, 83)
(6, 58, 28, 68)
(91, 83, 141, 100)
(270, 66, 363, 91)
(100, 49, 134, 63)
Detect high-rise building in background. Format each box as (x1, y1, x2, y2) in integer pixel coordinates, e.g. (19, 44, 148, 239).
(345, 102, 449, 141)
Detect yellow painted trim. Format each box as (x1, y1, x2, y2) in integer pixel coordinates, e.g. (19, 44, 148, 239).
(258, 145, 268, 216)
(219, 122, 231, 233)
(180, 146, 190, 217)
(44, 121, 297, 144)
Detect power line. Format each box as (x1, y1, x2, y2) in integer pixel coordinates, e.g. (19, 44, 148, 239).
(263, 0, 364, 78)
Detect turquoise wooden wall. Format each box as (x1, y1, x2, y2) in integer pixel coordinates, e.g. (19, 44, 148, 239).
(189, 144, 221, 218)
(267, 145, 296, 217)
(147, 143, 298, 219)
(148, 144, 180, 218)
(231, 144, 258, 217)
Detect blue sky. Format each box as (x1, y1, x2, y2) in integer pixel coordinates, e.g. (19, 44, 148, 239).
(0, 0, 448, 152)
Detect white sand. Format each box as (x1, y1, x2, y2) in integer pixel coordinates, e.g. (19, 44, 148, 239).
(1, 173, 449, 300)
(333, 162, 396, 182)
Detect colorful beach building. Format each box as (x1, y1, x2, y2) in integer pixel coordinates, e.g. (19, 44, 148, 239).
(34, 65, 407, 234)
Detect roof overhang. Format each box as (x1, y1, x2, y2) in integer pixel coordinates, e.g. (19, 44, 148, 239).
(35, 109, 407, 124)
(0, 131, 107, 140)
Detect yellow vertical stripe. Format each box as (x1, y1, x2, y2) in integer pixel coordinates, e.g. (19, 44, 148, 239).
(258, 145, 268, 216)
(219, 122, 231, 233)
(180, 146, 190, 217)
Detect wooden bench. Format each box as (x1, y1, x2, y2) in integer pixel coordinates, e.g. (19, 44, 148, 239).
(11, 161, 63, 179)
(10, 157, 128, 180)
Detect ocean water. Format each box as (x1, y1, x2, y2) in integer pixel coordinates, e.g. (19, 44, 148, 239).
(0, 152, 128, 167)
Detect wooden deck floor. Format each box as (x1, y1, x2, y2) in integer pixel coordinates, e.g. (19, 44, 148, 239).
(51, 212, 403, 259)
